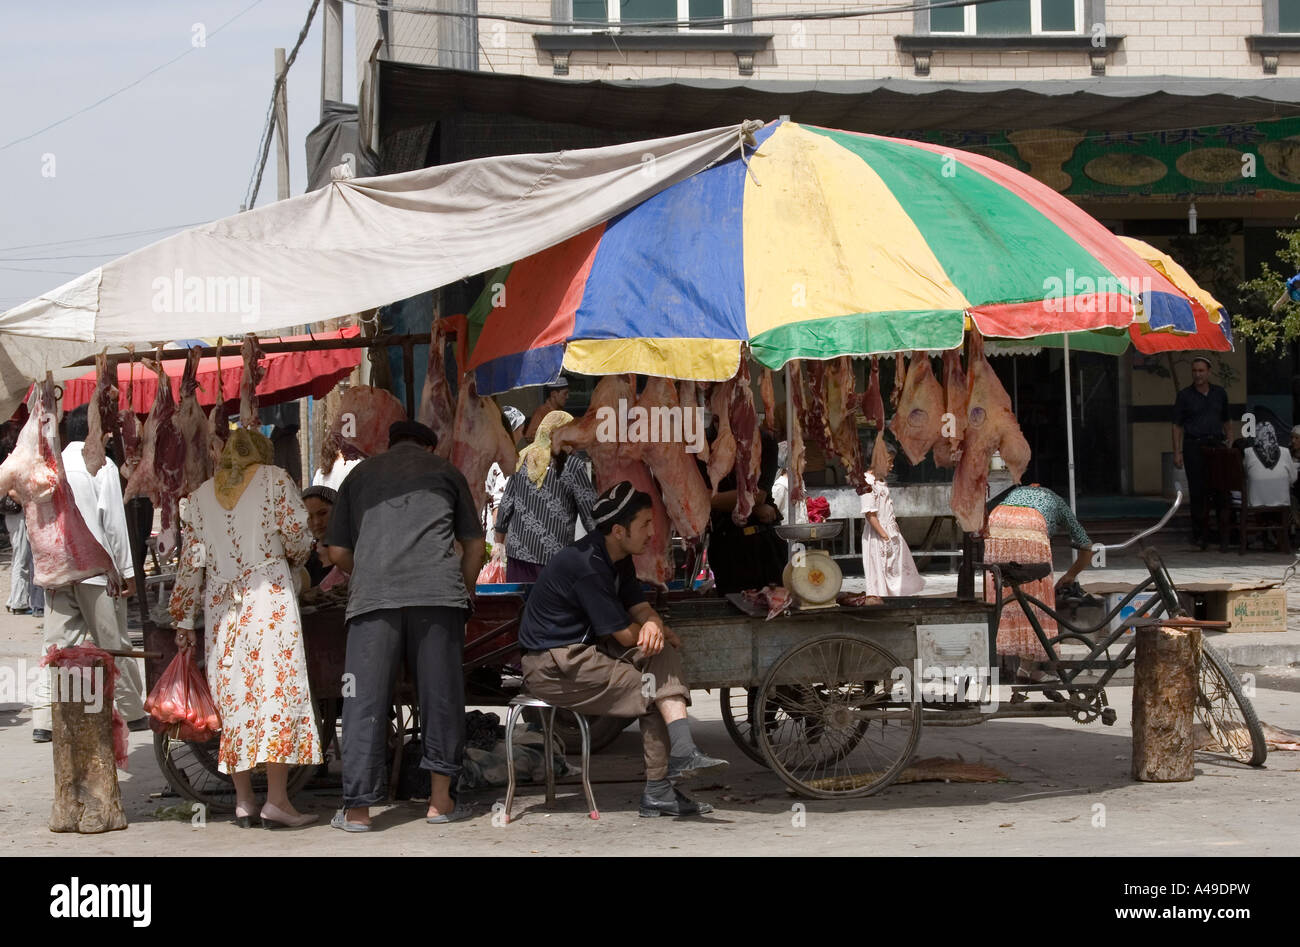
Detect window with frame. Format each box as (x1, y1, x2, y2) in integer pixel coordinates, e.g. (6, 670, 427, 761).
(928, 0, 1082, 35)
(1281, 0, 1300, 33)
(573, 0, 730, 32)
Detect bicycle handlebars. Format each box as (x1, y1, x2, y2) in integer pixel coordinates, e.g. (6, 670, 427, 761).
(1099, 489, 1182, 553)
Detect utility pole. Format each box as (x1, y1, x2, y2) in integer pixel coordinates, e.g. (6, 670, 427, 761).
(322, 0, 344, 117)
(274, 47, 290, 203)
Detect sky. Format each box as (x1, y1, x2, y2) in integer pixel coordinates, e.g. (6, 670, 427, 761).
(0, 0, 357, 313)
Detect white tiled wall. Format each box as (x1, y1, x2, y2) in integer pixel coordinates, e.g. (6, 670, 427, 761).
(359, 0, 1290, 83)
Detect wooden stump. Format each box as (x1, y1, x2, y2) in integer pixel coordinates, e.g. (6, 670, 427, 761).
(49, 658, 128, 833)
(1131, 626, 1201, 782)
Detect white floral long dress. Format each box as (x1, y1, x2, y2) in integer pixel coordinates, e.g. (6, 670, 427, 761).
(169, 465, 321, 774)
(860, 472, 926, 598)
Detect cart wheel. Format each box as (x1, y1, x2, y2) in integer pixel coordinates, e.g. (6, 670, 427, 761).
(153, 730, 315, 814)
(755, 633, 920, 799)
(719, 687, 767, 765)
(526, 710, 629, 754)
(1196, 644, 1268, 767)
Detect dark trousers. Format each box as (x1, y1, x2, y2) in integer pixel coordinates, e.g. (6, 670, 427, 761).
(1183, 438, 1218, 542)
(341, 606, 466, 808)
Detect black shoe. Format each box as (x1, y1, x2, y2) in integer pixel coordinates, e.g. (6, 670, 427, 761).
(666, 750, 730, 783)
(639, 788, 714, 818)
(127, 716, 151, 733)
(32, 729, 51, 743)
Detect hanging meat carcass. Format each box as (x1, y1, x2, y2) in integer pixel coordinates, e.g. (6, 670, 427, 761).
(177, 348, 212, 496)
(759, 368, 777, 434)
(239, 334, 266, 429)
(860, 356, 885, 432)
(328, 385, 407, 460)
(728, 359, 762, 525)
(0, 376, 122, 591)
(786, 361, 810, 507)
(706, 380, 736, 493)
(933, 349, 969, 469)
(821, 356, 866, 493)
(890, 352, 945, 466)
(678, 380, 707, 464)
(950, 331, 1032, 533)
(447, 373, 518, 516)
(551, 374, 673, 586)
(208, 342, 230, 471)
(417, 317, 457, 449)
(123, 352, 186, 554)
(890, 353, 906, 411)
(118, 350, 143, 482)
(636, 377, 711, 541)
(84, 351, 122, 476)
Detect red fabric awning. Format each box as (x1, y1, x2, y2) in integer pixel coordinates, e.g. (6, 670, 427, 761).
(62, 327, 363, 414)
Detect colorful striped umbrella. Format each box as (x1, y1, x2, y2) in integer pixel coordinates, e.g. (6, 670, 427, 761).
(467, 119, 1196, 395)
(999, 237, 1232, 356)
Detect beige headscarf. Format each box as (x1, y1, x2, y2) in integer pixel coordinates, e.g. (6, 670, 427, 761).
(518, 410, 573, 487)
(214, 427, 275, 509)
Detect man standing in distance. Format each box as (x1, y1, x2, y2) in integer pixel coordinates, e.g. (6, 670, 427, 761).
(1172, 356, 1231, 550)
(327, 420, 485, 830)
(524, 378, 569, 440)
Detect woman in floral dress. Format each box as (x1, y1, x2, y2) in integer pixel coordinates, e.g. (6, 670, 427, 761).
(170, 429, 321, 827)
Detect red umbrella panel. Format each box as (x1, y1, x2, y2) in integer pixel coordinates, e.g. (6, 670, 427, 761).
(62, 327, 362, 414)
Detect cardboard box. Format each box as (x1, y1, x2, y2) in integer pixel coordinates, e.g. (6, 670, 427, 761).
(1176, 582, 1288, 634)
(1082, 583, 1195, 636)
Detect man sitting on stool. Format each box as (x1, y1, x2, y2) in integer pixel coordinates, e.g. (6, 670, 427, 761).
(518, 481, 728, 818)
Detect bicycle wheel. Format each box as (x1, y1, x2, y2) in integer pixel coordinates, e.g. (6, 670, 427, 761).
(1196, 644, 1268, 767)
(755, 633, 920, 799)
(153, 730, 314, 814)
(719, 687, 767, 765)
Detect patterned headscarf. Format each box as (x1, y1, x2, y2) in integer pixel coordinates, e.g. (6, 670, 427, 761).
(518, 410, 574, 487)
(214, 427, 274, 509)
(1253, 421, 1282, 470)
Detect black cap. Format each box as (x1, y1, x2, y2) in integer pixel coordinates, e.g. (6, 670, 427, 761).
(388, 420, 438, 449)
(592, 481, 639, 526)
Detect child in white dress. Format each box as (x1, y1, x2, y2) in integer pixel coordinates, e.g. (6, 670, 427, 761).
(860, 440, 925, 603)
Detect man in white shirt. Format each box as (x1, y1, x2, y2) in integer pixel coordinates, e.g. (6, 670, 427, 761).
(31, 407, 143, 743)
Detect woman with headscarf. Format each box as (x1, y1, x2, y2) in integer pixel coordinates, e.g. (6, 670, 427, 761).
(1239, 413, 1298, 509)
(492, 410, 598, 583)
(169, 428, 321, 828)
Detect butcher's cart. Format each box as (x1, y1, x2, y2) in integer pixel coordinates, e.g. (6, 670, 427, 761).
(144, 494, 1267, 808)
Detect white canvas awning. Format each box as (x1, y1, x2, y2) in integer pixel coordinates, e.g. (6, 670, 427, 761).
(0, 121, 761, 417)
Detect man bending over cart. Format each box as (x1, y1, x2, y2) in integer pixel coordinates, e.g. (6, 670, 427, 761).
(518, 481, 728, 818)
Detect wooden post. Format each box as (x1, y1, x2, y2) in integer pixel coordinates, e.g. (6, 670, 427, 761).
(49, 658, 128, 833)
(1131, 625, 1201, 782)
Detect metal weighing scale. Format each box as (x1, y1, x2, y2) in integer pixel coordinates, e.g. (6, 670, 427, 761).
(776, 521, 844, 610)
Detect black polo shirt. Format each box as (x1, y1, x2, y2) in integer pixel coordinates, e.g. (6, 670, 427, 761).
(1173, 383, 1229, 440)
(518, 532, 647, 651)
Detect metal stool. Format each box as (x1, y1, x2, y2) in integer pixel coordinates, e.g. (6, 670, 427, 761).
(501, 694, 599, 823)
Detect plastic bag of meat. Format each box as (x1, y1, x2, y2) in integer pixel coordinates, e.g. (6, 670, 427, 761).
(144, 648, 221, 742)
(477, 544, 507, 585)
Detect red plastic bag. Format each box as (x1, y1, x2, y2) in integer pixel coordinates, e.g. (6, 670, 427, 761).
(144, 648, 221, 742)
(477, 545, 507, 585)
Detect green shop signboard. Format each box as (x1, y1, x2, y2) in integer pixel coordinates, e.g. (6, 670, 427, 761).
(901, 117, 1300, 201)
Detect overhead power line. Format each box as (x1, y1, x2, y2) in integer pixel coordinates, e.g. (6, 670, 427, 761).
(1, 0, 266, 152)
(338, 0, 1013, 31)
(0, 222, 208, 254)
(243, 0, 322, 210)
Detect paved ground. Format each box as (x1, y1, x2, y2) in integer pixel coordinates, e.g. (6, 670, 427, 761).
(3, 541, 1298, 856)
